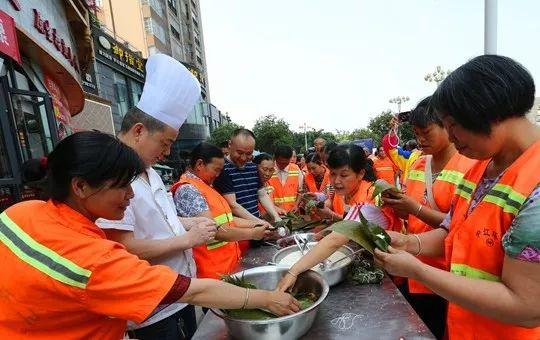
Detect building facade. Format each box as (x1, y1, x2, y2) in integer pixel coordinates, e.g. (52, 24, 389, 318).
(0, 0, 93, 210)
(90, 0, 228, 167)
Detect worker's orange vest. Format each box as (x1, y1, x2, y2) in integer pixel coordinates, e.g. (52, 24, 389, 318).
(444, 140, 540, 340)
(332, 180, 374, 216)
(171, 175, 241, 279)
(268, 164, 301, 212)
(405, 153, 475, 294)
(373, 156, 396, 186)
(305, 168, 331, 193)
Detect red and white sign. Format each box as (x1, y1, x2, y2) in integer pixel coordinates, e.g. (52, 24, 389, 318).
(44, 73, 73, 140)
(0, 10, 21, 64)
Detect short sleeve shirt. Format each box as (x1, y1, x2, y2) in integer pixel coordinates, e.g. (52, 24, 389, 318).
(0, 200, 181, 340)
(174, 171, 209, 217)
(213, 158, 262, 217)
(96, 168, 196, 328)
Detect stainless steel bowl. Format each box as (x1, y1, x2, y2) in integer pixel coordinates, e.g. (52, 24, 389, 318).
(211, 266, 329, 340)
(276, 233, 317, 249)
(272, 242, 354, 286)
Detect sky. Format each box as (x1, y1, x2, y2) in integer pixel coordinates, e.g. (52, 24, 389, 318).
(199, 0, 540, 133)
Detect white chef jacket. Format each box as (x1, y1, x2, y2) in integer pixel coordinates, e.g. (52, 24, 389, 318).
(97, 167, 196, 329)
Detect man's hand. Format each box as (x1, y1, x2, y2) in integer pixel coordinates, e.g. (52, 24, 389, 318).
(186, 219, 217, 247)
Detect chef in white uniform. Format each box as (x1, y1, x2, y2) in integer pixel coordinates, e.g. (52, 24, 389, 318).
(98, 54, 216, 339)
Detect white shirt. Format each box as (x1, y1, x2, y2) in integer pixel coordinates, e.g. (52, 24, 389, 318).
(97, 168, 196, 329)
(276, 164, 304, 189)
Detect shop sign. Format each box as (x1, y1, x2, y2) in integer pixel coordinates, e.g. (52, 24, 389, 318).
(33, 9, 80, 73)
(94, 27, 145, 81)
(81, 61, 99, 95)
(0, 10, 21, 64)
(182, 62, 205, 87)
(9, 0, 21, 11)
(44, 73, 73, 140)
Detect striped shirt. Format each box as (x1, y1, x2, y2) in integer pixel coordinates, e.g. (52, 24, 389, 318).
(213, 159, 262, 217)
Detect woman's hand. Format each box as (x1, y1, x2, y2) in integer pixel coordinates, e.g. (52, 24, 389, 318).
(316, 206, 335, 219)
(382, 192, 421, 218)
(265, 290, 301, 316)
(275, 272, 298, 292)
(374, 246, 424, 279)
(250, 225, 273, 240)
(386, 230, 410, 251)
(275, 206, 287, 216)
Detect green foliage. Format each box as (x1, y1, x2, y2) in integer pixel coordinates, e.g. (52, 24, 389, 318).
(209, 122, 243, 146)
(253, 115, 294, 153)
(292, 129, 337, 153)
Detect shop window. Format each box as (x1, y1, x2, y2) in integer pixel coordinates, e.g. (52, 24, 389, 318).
(113, 72, 129, 117)
(10, 94, 53, 161)
(130, 79, 143, 107)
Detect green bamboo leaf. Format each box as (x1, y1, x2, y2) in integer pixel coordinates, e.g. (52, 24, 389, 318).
(371, 179, 400, 200)
(329, 220, 376, 254)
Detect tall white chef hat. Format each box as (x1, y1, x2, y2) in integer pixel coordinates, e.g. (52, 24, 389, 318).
(136, 54, 201, 130)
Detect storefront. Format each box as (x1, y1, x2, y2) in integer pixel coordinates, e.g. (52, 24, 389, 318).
(90, 26, 145, 133)
(0, 0, 92, 210)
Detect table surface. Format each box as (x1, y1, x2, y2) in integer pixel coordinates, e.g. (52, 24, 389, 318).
(193, 243, 435, 340)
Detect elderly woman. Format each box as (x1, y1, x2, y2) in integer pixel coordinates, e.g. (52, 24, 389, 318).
(0, 132, 299, 339)
(375, 55, 540, 339)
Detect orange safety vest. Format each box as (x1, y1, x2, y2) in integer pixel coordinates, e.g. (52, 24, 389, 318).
(405, 153, 475, 294)
(373, 156, 396, 185)
(0, 200, 178, 339)
(444, 141, 540, 340)
(268, 163, 301, 212)
(171, 175, 241, 279)
(333, 180, 401, 232)
(305, 168, 331, 193)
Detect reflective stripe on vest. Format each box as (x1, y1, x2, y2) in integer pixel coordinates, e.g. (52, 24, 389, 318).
(408, 169, 425, 182)
(0, 212, 91, 289)
(274, 196, 296, 203)
(214, 212, 234, 225)
(455, 179, 476, 201)
(438, 169, 465, 186)
(450, 263, 501, 282)
(482, 183, 527, 216)
(376, 166, 394, 171)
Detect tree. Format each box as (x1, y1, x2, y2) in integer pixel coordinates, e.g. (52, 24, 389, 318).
(292, 129, 337, 154)
(253, 115, 294, 153)
(367, 110, 415, 146)
(208, 122, 242, 146)
(348, 128, 376, 141)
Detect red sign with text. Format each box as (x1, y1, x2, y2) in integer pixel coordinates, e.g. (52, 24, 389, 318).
(0, 10, 21, 64)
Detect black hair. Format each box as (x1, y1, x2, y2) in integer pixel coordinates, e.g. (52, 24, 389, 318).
(119, 106, 168, 134)
(405, 139, 418, 151)
(253, 153, 273, 164)
(409, 96, 443, 128)
(305, 152, 324, 165)
(327, 144, 376, 182)
(231, 128, 256, 140)
(432, 55, 535, 134)
(190, 142, 224, 168)
(22, 131, 145, 201)
(323, 141, 338, 154)
(273, 145, 293, 159)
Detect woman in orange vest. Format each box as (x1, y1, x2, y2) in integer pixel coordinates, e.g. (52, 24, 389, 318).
(373, 146, 397, 185)
(0, 132, 299, 339)
(277, 144, 399, 291)
(254, 153, 287, 216)
(304, 152, 332, 196)
(381, 96, 476, 339)
(172, 143, 272, 279)
(375, 55, 540, 340)
(269, 145, 303, 213)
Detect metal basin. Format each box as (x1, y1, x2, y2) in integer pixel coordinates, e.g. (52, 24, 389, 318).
(273, 242, 354, 286)
(211, 266, 329, 340)
(276, 233, 317, 249)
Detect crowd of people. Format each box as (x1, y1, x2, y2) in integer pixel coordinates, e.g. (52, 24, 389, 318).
(1, 52, 539, 340)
